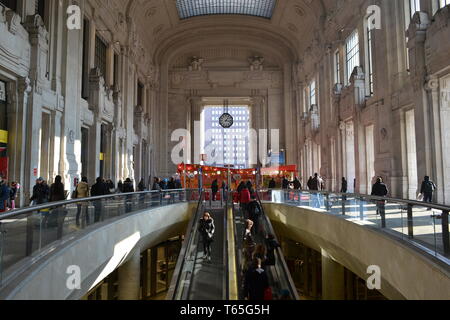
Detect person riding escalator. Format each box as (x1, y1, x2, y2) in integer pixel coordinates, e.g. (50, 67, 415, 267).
(198, 212, 215, 263)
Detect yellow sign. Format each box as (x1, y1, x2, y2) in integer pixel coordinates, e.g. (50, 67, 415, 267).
(0, 130, 8, 144)
(99, 152, 105, 161)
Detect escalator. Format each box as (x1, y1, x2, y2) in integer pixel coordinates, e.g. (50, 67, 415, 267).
(167, 191, 230, 300)
(167, 190, 298, 300)
(232, 194, 299, 300)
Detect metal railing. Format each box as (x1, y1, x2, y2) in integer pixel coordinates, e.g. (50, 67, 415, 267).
(231, 191, 299, 300)
(255, 192, 300, 300)
(167, 189, 234, 300)
(166, 191, 205, 300)
(259, 189, 450, 262)
(0, 189, 200, 287)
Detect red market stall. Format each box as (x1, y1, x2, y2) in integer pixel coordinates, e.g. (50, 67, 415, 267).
(177, 163, 201, 189)
(229, 168, 257, 190)
(260, 165, 298, 188)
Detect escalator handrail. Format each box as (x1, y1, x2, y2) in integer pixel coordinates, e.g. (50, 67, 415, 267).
(255, 191, 300, 300)
(166, 190, 204, 300)
(223, 190, 229, 300)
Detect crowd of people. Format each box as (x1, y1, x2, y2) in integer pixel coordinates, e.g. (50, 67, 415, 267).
(236, 181, 285, 300)
(0, 175, 185, 213)
(266, 172, 439, 210)
(266, 174, 325, 192)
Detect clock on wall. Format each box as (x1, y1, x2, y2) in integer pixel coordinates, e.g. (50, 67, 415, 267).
(219, 112, 234, 129)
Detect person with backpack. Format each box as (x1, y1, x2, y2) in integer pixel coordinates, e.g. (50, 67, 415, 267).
(420, 176, 437, 210)
(247, 195, 262, 235)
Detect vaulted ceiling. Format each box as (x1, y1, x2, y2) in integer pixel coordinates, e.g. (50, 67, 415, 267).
(121, 0, 347, 65)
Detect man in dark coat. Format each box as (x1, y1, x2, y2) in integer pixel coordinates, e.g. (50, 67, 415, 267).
(293, 177, 302, 190)
(49, 175, 65, 202)
(282, 177, 289, 189)
(371, 177, 389, 227)
(91, 177, 108, 222)
(122, 178, 135, 193)
(341, 178, 348, 193)
(48, 175, 66, 236)
(247, 196, 262, 235)
(268, 178, 276, 189)
(371, 177, 389, 197)
(167, 177, 176, 190)
(30, 177, 49, 205)
(211, 179, 219, 201)
(307, 176, 313, 190)
(244, 258, 270, 301)
(420, 176, 437, 210)
(91, 177, 108, 196)
(265, 234, 280, 266)
(152, 177, 161, 191)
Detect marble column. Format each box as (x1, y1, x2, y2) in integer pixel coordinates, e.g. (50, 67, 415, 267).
(321, 249, 346, 300)
(407, 12, 433, 189)
(189, 97, 203, 165)
(118, 248, 141, 300)
(10, 78, 32, 206)
(425, 77, 445, 204)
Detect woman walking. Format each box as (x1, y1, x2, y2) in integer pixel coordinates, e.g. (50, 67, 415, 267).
(198, 212, 215, 262)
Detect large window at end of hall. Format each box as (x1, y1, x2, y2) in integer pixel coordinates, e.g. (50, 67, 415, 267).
(176, 0, 277, 19)
(203, 106, 250, 169)
(345, 31, 360, 85)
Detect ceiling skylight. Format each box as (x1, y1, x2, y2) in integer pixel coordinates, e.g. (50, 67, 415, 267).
(176, 0, 277, 19)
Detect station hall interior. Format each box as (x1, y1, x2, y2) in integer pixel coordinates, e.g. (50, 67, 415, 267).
(0, 0, 449, 301)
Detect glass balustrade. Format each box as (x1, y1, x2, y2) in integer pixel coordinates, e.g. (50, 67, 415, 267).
(258, 189, 450, 261)
(0, 189, 198, 286)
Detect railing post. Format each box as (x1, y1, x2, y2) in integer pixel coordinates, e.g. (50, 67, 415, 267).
(325, 193, 330, 211)
(380, 200, 386, 228)
(159, 191, 163, 206)
(407, 204, 414, 239)
(359, 197, 364, 221)
(26, 212, 34, 256)
(209, 191, 212, 208)
(442, 210, 449, 256)
(342, 194, 346, 215)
